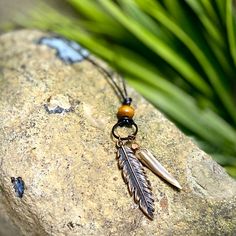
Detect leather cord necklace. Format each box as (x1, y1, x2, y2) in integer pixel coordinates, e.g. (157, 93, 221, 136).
(86, 58, 182, 220)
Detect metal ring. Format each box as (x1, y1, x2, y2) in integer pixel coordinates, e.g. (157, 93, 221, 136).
(112, 121, 138, 140)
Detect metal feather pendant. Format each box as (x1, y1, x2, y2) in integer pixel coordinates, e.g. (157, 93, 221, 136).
(117, 144, 155, 219)
(110, 85, 182, 219)
(133, 147, 182, 190)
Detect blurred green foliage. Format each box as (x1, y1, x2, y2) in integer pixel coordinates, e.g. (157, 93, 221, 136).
(21, 0, 236, 177)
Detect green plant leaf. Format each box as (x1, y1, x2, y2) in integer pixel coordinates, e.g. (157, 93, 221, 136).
(98, 0, 213, 97)
(137, 0, 236, 124)
(226, 0, 236, 66)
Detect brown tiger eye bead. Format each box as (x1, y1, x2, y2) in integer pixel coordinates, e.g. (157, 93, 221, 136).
(117, 105, 135, 119)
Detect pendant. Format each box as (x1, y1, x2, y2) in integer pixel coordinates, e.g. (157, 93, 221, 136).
(132, 144, 182, 190)
(112, 98, 181, 219)
(116, 140, 155, 219)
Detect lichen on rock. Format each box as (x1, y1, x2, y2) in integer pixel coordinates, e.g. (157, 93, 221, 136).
(0, 30, 236, 236)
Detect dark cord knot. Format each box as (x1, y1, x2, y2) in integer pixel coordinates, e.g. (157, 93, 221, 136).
(122, 97, 132, 105)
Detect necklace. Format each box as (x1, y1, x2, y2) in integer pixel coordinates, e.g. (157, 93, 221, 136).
(86, 58, 182, 220)
(37, 36, 181, 219)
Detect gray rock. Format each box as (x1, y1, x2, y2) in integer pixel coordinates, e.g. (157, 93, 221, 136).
(0, 193, 22, 236)
(0, 30, 236, 236)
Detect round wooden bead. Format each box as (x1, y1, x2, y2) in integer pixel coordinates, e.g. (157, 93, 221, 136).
(117, 105, 135, 119)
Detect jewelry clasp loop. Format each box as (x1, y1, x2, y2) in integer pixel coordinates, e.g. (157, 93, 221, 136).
(112, 118, 138, 140)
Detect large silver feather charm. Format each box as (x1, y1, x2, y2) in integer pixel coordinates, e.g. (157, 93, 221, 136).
(134, 148, 182, 190)
(117, 145, 155, 219)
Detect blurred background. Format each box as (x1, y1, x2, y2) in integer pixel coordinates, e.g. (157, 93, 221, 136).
(0, 0, 236, 234)
(0, 0, 68, 33)
(0, 0, 33, 31)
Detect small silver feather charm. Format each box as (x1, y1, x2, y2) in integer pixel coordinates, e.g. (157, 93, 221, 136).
(133, 146, 182, 190)
(117, 144, 155, 219)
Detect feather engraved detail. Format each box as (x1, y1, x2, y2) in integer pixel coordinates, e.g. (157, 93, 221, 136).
(117, 145, 154, 219)
(136, 148, 182, 190)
